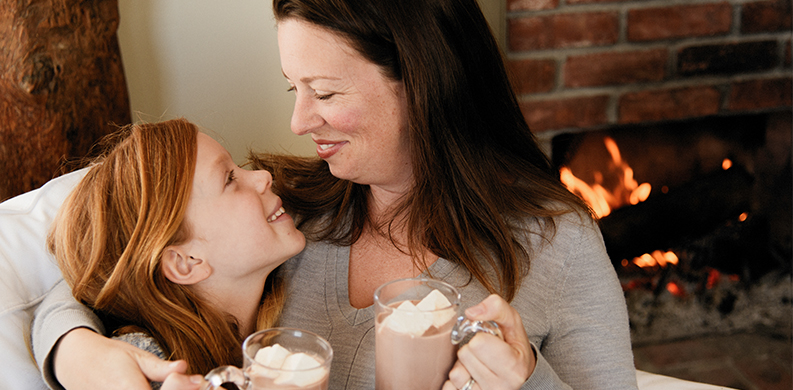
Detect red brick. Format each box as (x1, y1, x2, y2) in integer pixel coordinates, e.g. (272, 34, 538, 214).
(677, 41, 778, 76)
(508, 12, 619, 52)
(618, 86, 721, 124)
(507, 58, 556, 94)
(728, 77, 793, 111)
(520, 95, 609, 131)
(564, 49, 667, 88)
(742, 0, 792, 33)
(507, 0, 558, 11)
(627, 3, 732, 41)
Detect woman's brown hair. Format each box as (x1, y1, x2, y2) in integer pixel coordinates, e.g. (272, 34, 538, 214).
(256, 0, 592, 302)
(49, 118, 285, 375)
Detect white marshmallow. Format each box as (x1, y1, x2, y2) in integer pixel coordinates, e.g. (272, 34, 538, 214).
(415, 289, 456, 328)
(383, 289, 458, 337)
(253, 343, 291, 369)
(274, 353, 326, 387)
(246, 363, 279, 380)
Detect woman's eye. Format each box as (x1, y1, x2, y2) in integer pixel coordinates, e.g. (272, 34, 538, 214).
(225, 169, 236, 186)
(287, 86, 296, 93)
(316, 92, 334, 101)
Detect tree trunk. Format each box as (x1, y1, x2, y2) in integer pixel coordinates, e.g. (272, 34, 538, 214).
(0, 0, 130, 202)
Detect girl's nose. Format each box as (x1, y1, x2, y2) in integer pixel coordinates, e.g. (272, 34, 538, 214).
(250, 169, 273, 194)
(291, 95, 324, 135)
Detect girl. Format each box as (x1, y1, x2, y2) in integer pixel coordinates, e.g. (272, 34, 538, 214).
(48, 118, 305, 388)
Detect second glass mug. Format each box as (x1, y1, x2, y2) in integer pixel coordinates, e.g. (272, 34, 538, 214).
(373, 277, 503, 390)
(202, 327, 333, 390)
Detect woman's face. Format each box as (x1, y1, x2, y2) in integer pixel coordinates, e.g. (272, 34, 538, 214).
(185, 133, 305, 282)
(278, 19, 413, 193)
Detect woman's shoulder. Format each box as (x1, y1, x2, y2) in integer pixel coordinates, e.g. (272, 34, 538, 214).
(514, 204, 598, 242)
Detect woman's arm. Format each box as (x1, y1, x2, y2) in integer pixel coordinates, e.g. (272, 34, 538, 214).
(445, 216, 639, 390)
(32, 280, 189, 389)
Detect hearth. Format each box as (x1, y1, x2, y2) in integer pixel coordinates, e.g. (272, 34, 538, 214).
(550, 111, 792, 344)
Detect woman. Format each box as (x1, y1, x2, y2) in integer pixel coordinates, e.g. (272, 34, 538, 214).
(35, 0, 638, 389)
(247, 0, 637, 388)
(46, 118, 305, 388)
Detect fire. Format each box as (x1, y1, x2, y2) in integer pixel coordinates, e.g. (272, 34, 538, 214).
(722, 158, 732, 170)
(631, 250, 678, 268)
(560, 137, 651, 218)
(666, 281, 685, 297)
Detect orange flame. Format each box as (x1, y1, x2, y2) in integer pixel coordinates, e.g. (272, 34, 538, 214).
(722, 158, 732, 170)
(666, 281, 685, 297)
(631, 250, 678, 268)
(560, 137, 651, 218)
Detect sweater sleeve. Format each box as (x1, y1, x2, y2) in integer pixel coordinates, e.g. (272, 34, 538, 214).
(31, 280, 104, 390)
(536, 216, 638, 389)
(512, 214, 638, 389)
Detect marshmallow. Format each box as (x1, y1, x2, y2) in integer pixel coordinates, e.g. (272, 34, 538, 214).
(383, 300, 434, 336)
(415, 289, 456, 328)
(383, 289, 456, 336)
(254, 343, 291, 368)
(274, 353, 326, 387)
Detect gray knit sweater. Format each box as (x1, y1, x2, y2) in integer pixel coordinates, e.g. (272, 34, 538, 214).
(276, 212, 639, 389)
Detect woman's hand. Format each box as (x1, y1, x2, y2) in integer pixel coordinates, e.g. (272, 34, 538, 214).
(442, 294, 536, 390)
(54, 328, 191, 390)
(160, 372, 205, 390)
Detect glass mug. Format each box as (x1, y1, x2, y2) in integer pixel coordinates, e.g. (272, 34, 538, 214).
(202, 328, 333, 390)
(373, 278, 503, 390)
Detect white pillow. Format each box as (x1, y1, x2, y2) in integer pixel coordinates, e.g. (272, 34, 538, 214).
(0, 169, 87, 390)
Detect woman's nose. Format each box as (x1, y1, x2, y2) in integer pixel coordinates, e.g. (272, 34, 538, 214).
(291, 95, 324, 135)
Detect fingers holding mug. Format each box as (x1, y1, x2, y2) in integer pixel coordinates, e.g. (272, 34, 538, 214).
(442, 360, 477, 390)
(456, 294, 536, 388)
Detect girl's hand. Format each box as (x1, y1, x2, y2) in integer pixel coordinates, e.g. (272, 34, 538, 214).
(442, 294, 536, 390)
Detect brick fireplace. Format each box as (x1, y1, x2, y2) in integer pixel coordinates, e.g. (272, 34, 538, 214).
(505, 0, 790, 137)
(504, 0, 792, 343)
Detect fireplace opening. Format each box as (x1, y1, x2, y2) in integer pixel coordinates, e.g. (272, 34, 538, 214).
(551, 110, 792, 344)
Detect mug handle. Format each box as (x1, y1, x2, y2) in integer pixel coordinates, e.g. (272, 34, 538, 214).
(201, 365, 249, 390)
(451, 316, 504, 345)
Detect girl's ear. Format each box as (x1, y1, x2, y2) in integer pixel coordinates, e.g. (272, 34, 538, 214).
(161, 246, 211, 285)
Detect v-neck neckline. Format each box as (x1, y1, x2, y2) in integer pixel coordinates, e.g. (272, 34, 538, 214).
(331, 245, 457, 327)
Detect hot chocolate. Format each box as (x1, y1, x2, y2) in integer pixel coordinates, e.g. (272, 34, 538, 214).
(375, 300, 456, 390)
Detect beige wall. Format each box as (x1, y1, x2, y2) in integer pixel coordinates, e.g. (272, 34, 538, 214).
(117, 0, 504, 163)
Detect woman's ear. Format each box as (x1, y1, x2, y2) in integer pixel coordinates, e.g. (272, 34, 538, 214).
(161, 246, 211, 285)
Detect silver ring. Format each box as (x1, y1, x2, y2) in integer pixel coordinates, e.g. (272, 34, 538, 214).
(460, 378, 476, 390)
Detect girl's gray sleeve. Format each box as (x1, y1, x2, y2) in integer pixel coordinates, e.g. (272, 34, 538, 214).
(31, 279, 104, 390)
(114, 333, 166, 390)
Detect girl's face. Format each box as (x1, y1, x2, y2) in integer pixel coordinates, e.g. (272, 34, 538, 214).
(278, 19, 413, 193)
(184, 133, 305, 283)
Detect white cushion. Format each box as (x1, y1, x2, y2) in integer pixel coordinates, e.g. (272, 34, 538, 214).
(0, 169, 87, 389)
(637, 369, 736, 389)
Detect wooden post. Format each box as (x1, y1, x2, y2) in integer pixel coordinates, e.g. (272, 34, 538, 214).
(0, 0, 131, 201)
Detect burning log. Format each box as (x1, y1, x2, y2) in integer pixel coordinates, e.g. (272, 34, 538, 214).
(599, 165, 754, 266)
(0, 0, 130, 202)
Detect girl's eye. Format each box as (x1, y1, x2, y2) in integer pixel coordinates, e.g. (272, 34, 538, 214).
(225, 169, 236, 186)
